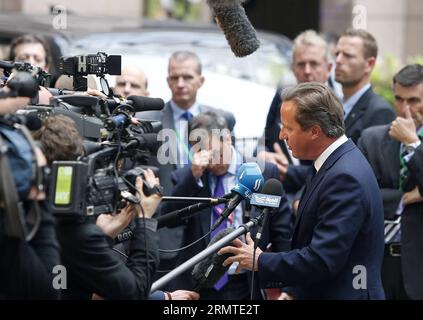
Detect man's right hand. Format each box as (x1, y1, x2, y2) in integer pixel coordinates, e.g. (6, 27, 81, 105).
(257, 143, 289, 181)
(96, 204, 135, 239)
(278, 292, 294, 300)
(167, 290, 200, 300)
(191, 150, 211, 179)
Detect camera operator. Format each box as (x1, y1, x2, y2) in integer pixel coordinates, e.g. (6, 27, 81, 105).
(8, 34, 53, 105)
(0, 95, 61, 299)
(9, 34, 50, 73)
(33, 115, 162, 299)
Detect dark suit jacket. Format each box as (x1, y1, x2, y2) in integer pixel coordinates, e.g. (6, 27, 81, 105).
(137, 102, 236, 273)
(258, 140, 385, 300)
(358, 125, 423, 299)
(161, 161, 293, 297)
(0, 201, 61, 299)
(345, 87, 396, 144)
(56, 217, 159, 300)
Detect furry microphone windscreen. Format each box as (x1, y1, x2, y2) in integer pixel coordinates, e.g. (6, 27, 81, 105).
(192, 227, 235, 291)
(207, 0, 260, 57)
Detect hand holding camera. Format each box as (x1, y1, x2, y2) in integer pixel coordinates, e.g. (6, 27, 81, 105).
(96, 204, 135, 239)
(134, 169, 162, 219)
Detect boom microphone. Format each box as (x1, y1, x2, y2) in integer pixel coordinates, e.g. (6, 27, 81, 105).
(210, 162, 264, 232)
(127, 95, 165, 112)
(207, 0, 260, 57)
(105, 96, 164, 113)
(192, 227, 235, 291)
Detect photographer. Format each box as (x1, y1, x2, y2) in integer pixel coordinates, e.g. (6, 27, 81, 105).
(33, 115, 161, 299)
(0, 95, 61, 299)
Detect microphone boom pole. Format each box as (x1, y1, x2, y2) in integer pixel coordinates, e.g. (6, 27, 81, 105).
(150, 216, 263, 293)
(161, 196, 229, 203)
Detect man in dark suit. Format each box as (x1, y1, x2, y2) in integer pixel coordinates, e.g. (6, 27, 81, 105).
(138, 51, 236, 195)
(220, 82, 385, 300)
(137, 51, 236, 277)
(358, 64, 423, 299)
(335, 28, 396, 144)
(161, 112, 293, 299)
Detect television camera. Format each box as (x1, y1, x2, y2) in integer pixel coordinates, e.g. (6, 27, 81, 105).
(2, 54, 164, 219)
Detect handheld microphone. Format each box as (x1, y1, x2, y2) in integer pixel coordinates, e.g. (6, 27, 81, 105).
(250, 178, 283, 242)
(206, 0, 260, 57)
(192, 227, 235, 292)
(210, 162, 264, 232)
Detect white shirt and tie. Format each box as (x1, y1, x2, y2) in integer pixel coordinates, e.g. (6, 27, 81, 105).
(169, 101, 200, 167)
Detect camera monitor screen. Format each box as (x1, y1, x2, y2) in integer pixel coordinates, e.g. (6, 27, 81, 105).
(54, 166, 73, 205)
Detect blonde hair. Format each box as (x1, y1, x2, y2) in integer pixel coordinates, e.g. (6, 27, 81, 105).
(293, 30, 331, 63)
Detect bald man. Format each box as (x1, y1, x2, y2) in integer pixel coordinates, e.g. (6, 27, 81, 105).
(113, 66, 149, 98)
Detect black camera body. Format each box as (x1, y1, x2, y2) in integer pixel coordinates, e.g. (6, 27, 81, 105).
(49, 157, 159, 218)
(0, 60, 52, 88)
(59, 53, 121, 77)
(14, 52, 163, 218)
(47, 99, 161, 218)
(49, 159, 133, 218)
(58, 52, 121, 92)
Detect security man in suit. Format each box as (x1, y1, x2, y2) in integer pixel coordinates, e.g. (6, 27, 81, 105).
(358, 64, 423, 299)
(335, 28, 396, 143)
(136, 50, 236, 279)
